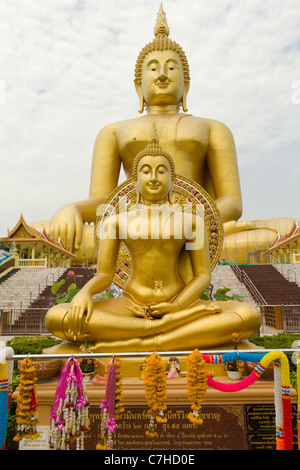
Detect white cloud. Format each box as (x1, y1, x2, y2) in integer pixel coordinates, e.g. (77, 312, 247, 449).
(0, 0, 299, 240)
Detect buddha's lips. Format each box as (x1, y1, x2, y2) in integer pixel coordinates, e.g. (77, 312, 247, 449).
(156, 82, 170, 88)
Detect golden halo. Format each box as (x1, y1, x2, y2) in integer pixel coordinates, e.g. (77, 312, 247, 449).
(95, 175, 224, 289)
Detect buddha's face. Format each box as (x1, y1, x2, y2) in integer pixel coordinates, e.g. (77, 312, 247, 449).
(136, 154, 173, 204)
(138, 50, 188, 108)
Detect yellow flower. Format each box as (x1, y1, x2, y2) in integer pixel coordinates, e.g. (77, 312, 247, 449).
(146, 430, 159, 438)
(96, 443, 107, 450)
(232, 332, 239, 342)
(144, 352, 168, 437)
(187, 350, 207, 426)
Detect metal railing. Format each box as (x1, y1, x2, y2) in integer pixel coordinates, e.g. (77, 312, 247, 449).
(6, 347, 300, 361)
(258, 304, 300, 333)
(1, 304, 300, 337)
(0, 308, 49, 335)
(228, 256, 267, 305)
(16, 261, 69, 310)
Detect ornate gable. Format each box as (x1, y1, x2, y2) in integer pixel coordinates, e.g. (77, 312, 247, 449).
(7, 214, 38, 240)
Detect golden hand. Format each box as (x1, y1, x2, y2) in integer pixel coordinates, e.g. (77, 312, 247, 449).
(223, 220, 256, 236)
(49, 203, 83, 250)
(150, 302, 181, 318)
(66, 290, 93, 340)
(127, 302, 180, 319)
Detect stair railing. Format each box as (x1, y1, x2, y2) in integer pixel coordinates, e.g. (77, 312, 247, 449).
(228, 256, 267, 306)
(16, 260, 69, 310)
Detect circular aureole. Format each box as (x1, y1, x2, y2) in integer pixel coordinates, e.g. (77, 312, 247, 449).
(95, 175, 223, 289)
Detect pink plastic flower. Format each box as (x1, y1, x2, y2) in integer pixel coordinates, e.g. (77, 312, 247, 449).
(106, 418, 117, 433)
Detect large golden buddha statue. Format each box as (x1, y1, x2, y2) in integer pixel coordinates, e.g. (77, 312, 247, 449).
(45, 124, 261, 353)
(31, 5, 295, 264)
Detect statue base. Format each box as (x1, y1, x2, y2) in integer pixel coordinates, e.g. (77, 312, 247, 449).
(18, 374, 298, 451)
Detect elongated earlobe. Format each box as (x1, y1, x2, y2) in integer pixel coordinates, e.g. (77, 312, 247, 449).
(138, 94, 145, 114)
(134, 184, 142, 204)
(181, 94, 188, 113)
(181, 81, 190, 112)
(167, 183, 175, 204)
(134, 82, 145, 114)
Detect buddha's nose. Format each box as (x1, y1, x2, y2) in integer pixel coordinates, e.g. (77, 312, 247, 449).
(157, 72, 167, 82)
(150, 174, 159, 184)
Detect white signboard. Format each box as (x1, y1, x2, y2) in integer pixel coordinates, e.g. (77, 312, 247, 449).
(19, 426, 50, 450)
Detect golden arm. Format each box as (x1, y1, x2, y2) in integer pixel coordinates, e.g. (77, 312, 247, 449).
(174, 219, 211, 309)
(206, 120, 243, 223)
(49, 124, 121, 250)
(65, 216, 121, 339)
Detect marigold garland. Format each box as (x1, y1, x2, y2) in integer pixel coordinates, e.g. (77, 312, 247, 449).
(11, 348, 295, 450)
(13, 358, 39, 442)
(143, 352, 167, 438)
(186, 349, 207, 425)
(114, 357, 125, 420)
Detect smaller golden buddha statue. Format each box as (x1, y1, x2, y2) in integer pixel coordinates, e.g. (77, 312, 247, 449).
(45, 126, 261, 353)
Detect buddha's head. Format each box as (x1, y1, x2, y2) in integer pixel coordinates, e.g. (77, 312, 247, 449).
(134, 4, 190, 114)
(133, 122, 175, 204)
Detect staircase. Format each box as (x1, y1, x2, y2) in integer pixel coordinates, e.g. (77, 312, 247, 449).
(210, 265, 256, 304)
(237, 265, 300, 305)
(0, 268, 20, 286)
(29, 267, 97, 309)
(273, 264, 300, 288)
(0, 267, 97, 335)
(0, 268, 62, 310)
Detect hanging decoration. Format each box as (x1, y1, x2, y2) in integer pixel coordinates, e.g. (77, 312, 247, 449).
(273, 360, 284, 449)
(49, 357, 89, 450)
(0, 346, 14, 450)
(297, 350, 300, 450)
(206, 350, 293, 450)
(143, 352, 167, 438)
(114, 357, 125, 420)
(186, 349, 207, 425)
(7, 347, 297, 451)
(13, 358, 39, 442)
(166, 357, 181, 380)
(97, 358, 120, 450)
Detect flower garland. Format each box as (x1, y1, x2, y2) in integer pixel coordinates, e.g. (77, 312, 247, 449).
(97, 358, 121, 450)
(262, 351, 293, 451)
(186, 349, 207, 425)
(49, 357, 89, 450)
(273, 360, 284, 450)
(143, 352, 167, 438)
(206, 350, 293, 450)
(202, 353, 223, 364)
(0, 358, 12, 449)
(13, 358, 39, 442)
(114, 357, 125, 420)
(297, 351, 300, 450)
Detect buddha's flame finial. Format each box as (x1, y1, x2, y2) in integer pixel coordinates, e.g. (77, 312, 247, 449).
(149, 121, 160, 144)
(154, 3, 170, 38)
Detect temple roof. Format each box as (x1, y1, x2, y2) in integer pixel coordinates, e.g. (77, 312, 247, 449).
(265, 221, 300, 253)
(0, 214, 75, 258)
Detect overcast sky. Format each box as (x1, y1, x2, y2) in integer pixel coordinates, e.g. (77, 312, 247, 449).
(1, 0, 299, 239)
